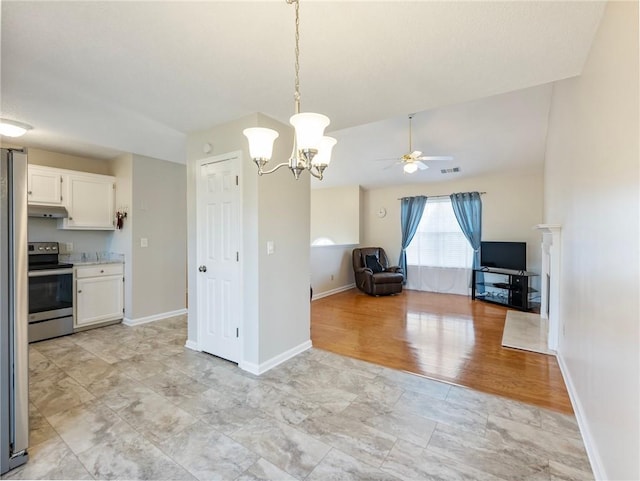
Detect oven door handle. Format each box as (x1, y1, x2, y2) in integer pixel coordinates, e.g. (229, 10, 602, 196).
(28, 268, 74, 277)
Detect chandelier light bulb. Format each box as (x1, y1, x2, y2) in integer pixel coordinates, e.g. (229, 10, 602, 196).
(243, 127, 279, 161)
(289, 113, 330, 151)
(312, 136, 337, 166)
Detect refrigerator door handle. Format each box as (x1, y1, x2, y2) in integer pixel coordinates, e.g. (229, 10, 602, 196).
(9, 150, 29, 456)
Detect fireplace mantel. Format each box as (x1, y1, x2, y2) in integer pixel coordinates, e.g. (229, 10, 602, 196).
(535, 224, 562, 351)
(536, 224, 562, 234)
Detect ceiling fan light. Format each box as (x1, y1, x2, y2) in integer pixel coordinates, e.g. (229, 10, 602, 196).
(403, 162, 418, 174)
(243, 127, 279, 160)
(290, 113, 330, 151)
(312, 136, 337, 166)
(0, 118, 33, 137)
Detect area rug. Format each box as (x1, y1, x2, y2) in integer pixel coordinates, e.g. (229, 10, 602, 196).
(501, 310, 554, 355)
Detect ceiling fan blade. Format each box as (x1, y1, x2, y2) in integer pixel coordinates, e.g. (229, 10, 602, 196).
(374, 157, 402, 162)
(410, 150, 422, 158)
(382, 159, 403, 170)
(417, 155, 454, 161)
(416, 161, 428, 170)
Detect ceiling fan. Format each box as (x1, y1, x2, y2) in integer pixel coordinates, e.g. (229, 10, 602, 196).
(379, 114, 453, 173)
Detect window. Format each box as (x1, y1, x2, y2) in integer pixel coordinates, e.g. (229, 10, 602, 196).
(406, 198, 473, 268)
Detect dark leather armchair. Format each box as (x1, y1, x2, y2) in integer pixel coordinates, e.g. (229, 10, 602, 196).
(352, 247, 404, 296)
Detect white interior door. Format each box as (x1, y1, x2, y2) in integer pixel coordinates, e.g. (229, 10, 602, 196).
(197, 155, 241, 362)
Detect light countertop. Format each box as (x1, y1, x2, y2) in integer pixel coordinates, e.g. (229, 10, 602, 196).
(60, 252, 124, 266)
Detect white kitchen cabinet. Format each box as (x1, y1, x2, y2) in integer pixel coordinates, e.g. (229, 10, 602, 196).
(74, 263, 124, 328)
(27, 165, 63, 205)
(60, 172, 115, 230)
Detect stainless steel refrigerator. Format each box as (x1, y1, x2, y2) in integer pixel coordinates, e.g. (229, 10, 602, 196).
(1, 148, 29, 474)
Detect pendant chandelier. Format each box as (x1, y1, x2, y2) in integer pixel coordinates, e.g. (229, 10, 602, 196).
(243, 0, 336, 180)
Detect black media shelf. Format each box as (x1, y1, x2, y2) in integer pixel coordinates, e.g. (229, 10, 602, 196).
(471, 268, 539, 311)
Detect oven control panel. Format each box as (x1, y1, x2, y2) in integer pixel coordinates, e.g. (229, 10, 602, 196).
(28, 242, 59, 255)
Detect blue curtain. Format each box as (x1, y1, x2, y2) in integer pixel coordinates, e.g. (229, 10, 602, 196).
(398, 196, 428, 283)
(450, 192, 483, 285)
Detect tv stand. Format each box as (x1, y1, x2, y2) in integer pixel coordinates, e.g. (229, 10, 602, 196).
(472, 268, 538, 311)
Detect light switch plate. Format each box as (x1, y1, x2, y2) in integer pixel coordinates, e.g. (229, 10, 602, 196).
(140, 237, 148, 248)
(266, 241, 275, 255)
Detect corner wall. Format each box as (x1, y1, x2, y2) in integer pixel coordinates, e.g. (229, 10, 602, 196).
(186, 113, 311, 370)
(543, 2, 639, 479)
(310, 185, 361, 297)
(130, 154, 187, 321)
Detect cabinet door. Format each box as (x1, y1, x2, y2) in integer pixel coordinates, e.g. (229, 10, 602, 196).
(27, 166, 63, 205)
(75, 275, 123, 327)
(63, 174, 115, 229)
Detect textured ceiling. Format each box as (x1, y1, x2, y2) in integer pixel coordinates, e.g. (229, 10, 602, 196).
(1, 1, 605, 186)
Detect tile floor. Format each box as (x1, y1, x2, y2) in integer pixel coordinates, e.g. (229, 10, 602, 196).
(3, 315, 594, 481)
(502, 310, 554, 355)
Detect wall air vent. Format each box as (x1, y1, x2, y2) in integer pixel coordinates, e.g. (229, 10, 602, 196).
(440, 167, 460, 174)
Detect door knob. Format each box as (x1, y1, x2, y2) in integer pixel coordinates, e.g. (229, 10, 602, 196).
(198, 265, 207, 272)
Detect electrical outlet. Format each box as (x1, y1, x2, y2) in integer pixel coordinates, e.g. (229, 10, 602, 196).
(65, 242, 73, 253)
(330, 274, 334, 281)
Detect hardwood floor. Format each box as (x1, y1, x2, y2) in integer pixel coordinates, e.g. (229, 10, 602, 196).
(311, 288, 573, 414)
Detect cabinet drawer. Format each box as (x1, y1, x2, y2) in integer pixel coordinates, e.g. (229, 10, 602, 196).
(75, 263, 123, 278)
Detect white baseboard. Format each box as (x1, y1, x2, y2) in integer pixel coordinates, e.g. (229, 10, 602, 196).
(123, 308, 188, 327)
(312, 283, 355, 301)
(184, 339, 200, 351)
(556, 352, 605, 480)
(239, 340, 312, 375)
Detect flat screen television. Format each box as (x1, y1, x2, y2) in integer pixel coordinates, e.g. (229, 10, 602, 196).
(480, 241, 526, 271)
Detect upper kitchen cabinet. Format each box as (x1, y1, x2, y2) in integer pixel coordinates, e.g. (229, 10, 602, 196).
(60, 172, 115, 230)
(27, 165, 63, 205)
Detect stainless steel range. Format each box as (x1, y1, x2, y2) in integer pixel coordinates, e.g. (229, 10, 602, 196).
(27, 242, 73, 343)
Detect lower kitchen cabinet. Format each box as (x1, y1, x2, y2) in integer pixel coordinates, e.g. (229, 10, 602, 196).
(74, 263, 124, 328)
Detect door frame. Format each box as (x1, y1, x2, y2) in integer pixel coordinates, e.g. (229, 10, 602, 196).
(195, 151, 243, 363)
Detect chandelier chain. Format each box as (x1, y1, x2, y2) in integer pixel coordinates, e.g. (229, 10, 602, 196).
(243, 0, 334, 181)
(290, 0, 301, 112)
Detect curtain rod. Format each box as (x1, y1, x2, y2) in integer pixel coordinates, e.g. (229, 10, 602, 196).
(398, 192, 486, 200)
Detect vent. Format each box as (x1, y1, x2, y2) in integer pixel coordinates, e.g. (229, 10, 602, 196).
(440, 167, 460, 174)
(28, 205, 69, 218)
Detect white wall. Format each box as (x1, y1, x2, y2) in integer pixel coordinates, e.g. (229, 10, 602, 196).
(28, 217, 112, 253)
(186, 113, 310, 369)
(310, 185, 360, 245)
(256, 113, 310, 363)
(27, 148, 112, 175)
(363, 169, 544, 281)
(130, 154, 187, 320)
(310, 245, 356, 298)
(543, 2, 639, 480)
(310, 185, 360, 296)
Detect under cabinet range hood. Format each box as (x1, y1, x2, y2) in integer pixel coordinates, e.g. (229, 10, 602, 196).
(27, 205, 68, 218)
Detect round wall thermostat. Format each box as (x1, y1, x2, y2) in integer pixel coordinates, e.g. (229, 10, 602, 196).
(377, 207, 387, 218)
